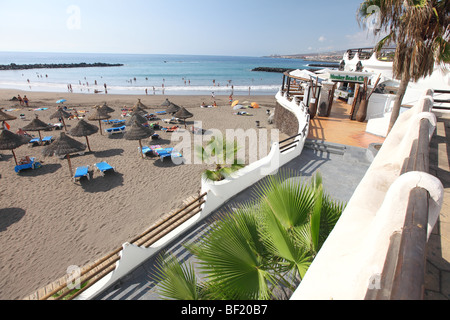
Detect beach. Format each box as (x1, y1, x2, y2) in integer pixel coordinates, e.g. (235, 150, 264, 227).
(0, 89, 281, 300)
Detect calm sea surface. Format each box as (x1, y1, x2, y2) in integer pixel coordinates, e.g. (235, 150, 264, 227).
(0, 52, 334, 96)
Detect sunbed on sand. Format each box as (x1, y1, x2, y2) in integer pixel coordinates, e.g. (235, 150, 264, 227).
(95, 162, 116, 176)
(14, 157, 42, 173)
(73, 166, 90, 182)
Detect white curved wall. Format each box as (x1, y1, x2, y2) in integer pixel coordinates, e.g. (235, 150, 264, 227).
(290, 93, 444, 300)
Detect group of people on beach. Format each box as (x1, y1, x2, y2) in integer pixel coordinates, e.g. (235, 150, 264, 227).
(17, 94, 29, 107)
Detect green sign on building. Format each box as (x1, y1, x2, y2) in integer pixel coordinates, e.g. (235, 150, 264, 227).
(330, 73, 366, 83)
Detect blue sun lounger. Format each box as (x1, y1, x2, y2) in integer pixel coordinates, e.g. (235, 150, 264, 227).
(73, 165, 90, 182)
(105, 126, 126, 135)
(42, 136, 54, 145)
(95, 162, 116, 176)
(28, 138, 41, 146)
(14, 157, 42, 173)
(156, 148, 183, 161)
(141, 146, 153, 157)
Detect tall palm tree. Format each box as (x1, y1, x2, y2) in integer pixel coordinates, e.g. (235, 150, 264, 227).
(153, 171, 345, 300)
(358, 0, 450, 134)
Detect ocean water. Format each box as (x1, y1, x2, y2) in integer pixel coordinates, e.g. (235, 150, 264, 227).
(0, 52, 334, 96)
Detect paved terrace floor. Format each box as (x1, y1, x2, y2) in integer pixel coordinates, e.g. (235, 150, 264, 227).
(308, 99, 386, 148)
(94, 101, 449, 300)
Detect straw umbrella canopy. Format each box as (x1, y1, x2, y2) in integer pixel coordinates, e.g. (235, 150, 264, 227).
(49, 107, 71, 131)
(0, 109, 17, 129)
(88, 108, 111, 135)
(125, 112, 148, 127)
(42, 132, 87, 178)
(96, 103, 115, 114)
(131, 104, 147, 115)
(166, 102, 181, 115)
(134, 99, 149, 110)
(161, 99, 172, 108)
(124, 121, 154, 159)
(0, 129, 27, 165)
(68, 119, 99, 152)
(174, 107, 193, 128)
(22, 116, 53, 141)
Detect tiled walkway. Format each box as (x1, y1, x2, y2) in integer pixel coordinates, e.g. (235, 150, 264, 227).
(426, 114, 450, 300)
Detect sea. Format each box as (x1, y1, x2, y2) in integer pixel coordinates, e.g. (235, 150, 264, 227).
(0, 52, 336, 96)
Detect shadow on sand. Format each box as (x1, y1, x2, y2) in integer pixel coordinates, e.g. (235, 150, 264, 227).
(0, 208, 26, 232)
(94, 149, 124, 158)
(79, 171, 124, 193)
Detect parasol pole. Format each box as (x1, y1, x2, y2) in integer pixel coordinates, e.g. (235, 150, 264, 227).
(66, 154, 74, 178)
(139, 139, 144, 159)
(85, 136, 92, 152)
(62, 117, 67, 132)
(98, 120, 103, 135)
(38, 130, 43, 144)
(11, 149, 18, 166)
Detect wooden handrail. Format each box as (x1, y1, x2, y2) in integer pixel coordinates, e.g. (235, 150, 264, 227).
(39, 192, 207, 300)
(390, 187, 429, 300)
(366, 116, 432, 300)
(280, 140, 299, 151)
(366, 187, 429, 300)
(401, 118, 430, 174)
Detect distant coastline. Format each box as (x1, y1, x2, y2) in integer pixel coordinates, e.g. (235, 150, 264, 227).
(0, 62, 124, 71)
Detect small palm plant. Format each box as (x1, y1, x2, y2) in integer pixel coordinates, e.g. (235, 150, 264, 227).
(153, 170, 345, 300)
(196, 136, 245, 182)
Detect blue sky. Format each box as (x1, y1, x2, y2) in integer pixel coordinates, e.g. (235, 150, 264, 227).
(0, 0, 381, 56)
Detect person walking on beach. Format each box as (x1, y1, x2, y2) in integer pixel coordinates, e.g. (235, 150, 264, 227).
(17, 94, 24, 106)
(23, 95, 29, 107)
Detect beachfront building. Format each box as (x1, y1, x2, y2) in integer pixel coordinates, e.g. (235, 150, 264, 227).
(280, 47, 450, 137)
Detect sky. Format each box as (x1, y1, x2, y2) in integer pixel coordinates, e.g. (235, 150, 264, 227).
(0, 0, 383, 56)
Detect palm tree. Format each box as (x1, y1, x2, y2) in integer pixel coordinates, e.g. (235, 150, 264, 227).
(196, 136, 245, 182)
(153, 171, 345, 300)
(358, 0, 450, 134)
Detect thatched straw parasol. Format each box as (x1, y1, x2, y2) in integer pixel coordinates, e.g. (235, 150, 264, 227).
(68, 119, 99, 152)
(131, 104, 147, 115)
(166, 102, 181, 115)
(49, 107, 71, 131)
(0, 109, 17, 129)
(0, 129, 27, 165)
(88, 108, 111, 135)
(125, 112, 148, 127)
(96, 103, 115, 114)
(22, 116, 53, 141)
(161, 99, 171, 108)
(174, 107, 193, 128)
(134, 99, 149, 110)
(124, 121, 154, 159)
(42, 132, 87, 178)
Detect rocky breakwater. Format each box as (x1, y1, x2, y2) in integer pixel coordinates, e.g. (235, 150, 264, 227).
(0, 62, 124, 70)
(252, 67, 294, 73)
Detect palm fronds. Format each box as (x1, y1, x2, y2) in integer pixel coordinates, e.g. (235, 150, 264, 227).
(154, 170, 345, 300)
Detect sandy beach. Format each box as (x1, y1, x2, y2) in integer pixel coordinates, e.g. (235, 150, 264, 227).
(0, 89, 281, 299)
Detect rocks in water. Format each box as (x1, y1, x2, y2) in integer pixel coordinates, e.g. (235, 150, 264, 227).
(252, 67, 294, 73)
(0, 62, 124, 70)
